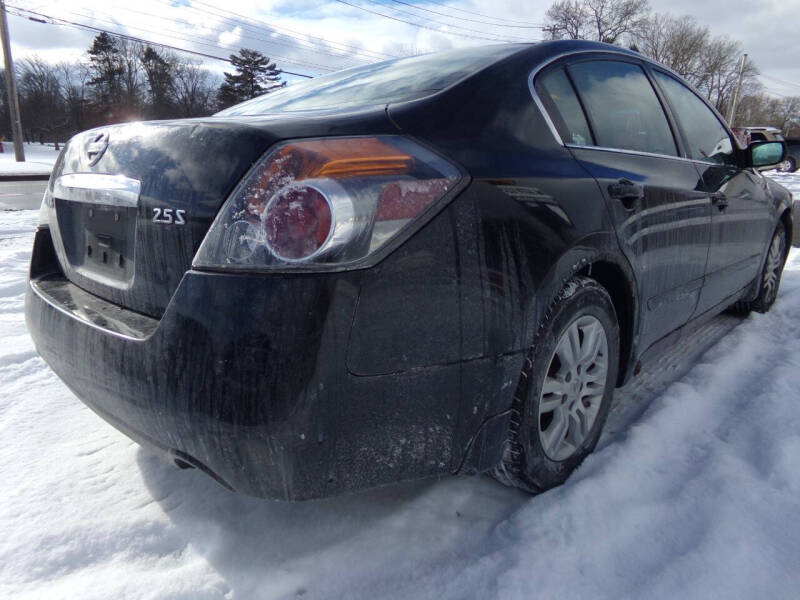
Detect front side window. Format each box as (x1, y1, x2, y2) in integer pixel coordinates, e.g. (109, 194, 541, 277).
(535, 68, 593, 146)
(652, 71, 737, 166)
(568, 60, 677, 156)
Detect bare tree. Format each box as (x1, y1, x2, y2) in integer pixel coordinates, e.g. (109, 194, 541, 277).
(18, 57, 63, 143)
(117, 39, 144, 109)
(543, 0, 587, 39)
(739, 93, 800, 133)
(692, 36, 760, 116)
(173, 59, 216, 117)
(775, 96, 800, 135)
(632, 11, 759, 116)
(544, 0, 649, 44)
(635, 14, 708, 84)
(57, 61, 90, 143)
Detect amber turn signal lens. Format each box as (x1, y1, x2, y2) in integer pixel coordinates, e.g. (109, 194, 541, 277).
(279, 138, 414, 180)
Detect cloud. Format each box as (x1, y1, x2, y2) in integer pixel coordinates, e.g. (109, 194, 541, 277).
(218, 26, 242, 48)
(5, 0, 800, 91)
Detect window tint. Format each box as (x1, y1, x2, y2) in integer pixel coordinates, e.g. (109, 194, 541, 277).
(653, 71, 736, 166)
(536, 68, 593, 146)
(568, 61, 677, 156)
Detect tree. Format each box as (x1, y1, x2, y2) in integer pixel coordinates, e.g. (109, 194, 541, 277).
(174, 59, 217, 117)
(695, 36, 759, 117)
(140, 46, 175, 118)
(18, 58, 64, 143)
(217, 48, 284, 109)
(118, 40, 144, 110)
(634, 14, 708, 84)
(544, 0, 649, 44)
(57, 62, 90, 134)
(86, 32, 123, 107)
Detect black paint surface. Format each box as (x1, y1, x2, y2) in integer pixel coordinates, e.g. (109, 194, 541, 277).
(26, 40, 794, 500)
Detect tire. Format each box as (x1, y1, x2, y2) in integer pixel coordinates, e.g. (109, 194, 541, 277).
(780, 157, 797, 173)
(736, 222, 788, 314)
(492, 276, 620, 494)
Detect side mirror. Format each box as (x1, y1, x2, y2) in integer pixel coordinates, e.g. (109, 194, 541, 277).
(749, 141, 786, 170)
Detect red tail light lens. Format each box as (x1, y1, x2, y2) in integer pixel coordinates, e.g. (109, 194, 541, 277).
(194, 136, 463, 272)
(263, 185, 333, 261)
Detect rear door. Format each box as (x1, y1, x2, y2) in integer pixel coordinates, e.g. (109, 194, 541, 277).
(649, 70, 774, 314)
(536, 58, 711, 351)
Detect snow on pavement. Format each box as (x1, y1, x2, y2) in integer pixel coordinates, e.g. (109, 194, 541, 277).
(1, 175, 799, 599)
(0, 143, 59, 176)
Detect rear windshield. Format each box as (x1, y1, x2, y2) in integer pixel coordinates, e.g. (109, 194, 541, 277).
(216, 44, 522, 116)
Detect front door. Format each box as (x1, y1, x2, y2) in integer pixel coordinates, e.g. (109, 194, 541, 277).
(650, 70, 774, 314)
(571, 148, 710, 350)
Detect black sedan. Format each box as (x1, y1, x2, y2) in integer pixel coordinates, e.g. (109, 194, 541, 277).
(26, 40, 792, 500)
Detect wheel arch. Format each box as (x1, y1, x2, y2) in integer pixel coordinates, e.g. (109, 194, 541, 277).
(577, 259, 636, 387)
(779, 206, 793, 250)
(533, 235, 639, 388)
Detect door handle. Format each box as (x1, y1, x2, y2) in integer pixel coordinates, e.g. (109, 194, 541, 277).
(711, 192, 729, 211)
(608, 178, 643, 210)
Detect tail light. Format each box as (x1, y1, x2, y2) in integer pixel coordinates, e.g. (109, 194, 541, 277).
(193, 136, 463, 271)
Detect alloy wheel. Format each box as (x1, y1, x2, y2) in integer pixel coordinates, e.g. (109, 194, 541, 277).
(538, 315, 608, 462)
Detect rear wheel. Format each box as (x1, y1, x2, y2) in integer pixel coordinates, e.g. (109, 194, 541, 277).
(492, 276, 620, 494)
(780, 157, 797, 173)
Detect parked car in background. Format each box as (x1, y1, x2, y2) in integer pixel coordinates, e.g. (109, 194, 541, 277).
(26, 40, 792, 501)
(732, 126, 786, 146)
(781, 138, 799, 172)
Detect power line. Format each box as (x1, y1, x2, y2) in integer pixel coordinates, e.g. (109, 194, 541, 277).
(365, 0, 534, 41)
(760, 74, 800, 92)
(9, 6, 324, 76)
(379, 0, 543, 29)
(57, 6, 340, 72)
(7, 6, 317, 78)
(96, 2, 368, 67)
(421, 0, 544, 26)
(187, 0, 396, 61)
(64, 3, 362, 70)
(333, 0, 529, 43)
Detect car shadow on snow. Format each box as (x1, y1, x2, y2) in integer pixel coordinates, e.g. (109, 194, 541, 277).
(133, 309, 748, 596)
(135, 443, 530, 596)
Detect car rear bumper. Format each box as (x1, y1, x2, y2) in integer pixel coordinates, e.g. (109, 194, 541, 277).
(25, 228, 499, 500)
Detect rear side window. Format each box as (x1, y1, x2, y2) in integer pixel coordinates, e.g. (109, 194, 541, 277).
(535, 68, 593, 146)
(652, 71, 736, 166)
(216, 45, 520, 115)
(568, 61, 677, 156)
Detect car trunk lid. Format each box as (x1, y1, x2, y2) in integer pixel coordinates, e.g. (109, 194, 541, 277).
(48, 119, 278, 317)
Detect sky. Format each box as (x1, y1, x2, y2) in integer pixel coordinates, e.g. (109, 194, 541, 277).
(5, 0, 800, 96)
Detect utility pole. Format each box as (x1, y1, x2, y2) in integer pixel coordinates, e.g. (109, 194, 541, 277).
(727, 53, 748, 128)
(0, 0, 24, 161)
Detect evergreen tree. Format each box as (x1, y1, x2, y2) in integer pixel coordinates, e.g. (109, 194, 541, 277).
(140, 46, 174, 118)
(217, 49, 284, 109)
(86, 32, 123, 107)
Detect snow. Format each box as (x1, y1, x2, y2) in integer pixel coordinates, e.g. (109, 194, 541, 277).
(0, 143, 59, 176)
(1, 174, 799, 599)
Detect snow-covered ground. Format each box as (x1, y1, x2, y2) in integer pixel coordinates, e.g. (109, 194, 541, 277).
(0, 143, 59, 176)
(1, 174, 799, 599)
